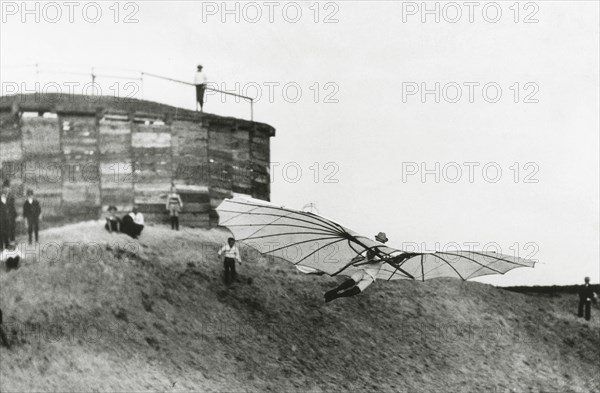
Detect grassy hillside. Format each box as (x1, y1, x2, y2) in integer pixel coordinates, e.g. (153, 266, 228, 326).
(0, 222, 598, 392)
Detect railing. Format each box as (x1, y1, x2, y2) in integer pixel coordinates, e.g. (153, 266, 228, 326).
(0, 63, 256, 121)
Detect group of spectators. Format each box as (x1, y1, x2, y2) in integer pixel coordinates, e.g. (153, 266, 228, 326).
(105, 206, 145, 239)
(1, 180, 41, 276)
(1, 180, 42, 248)
(104, 184, 183, 238)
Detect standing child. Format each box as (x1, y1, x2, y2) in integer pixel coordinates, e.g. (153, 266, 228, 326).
(166, 185, 183, 231)
(23, 190, 41, 245)
(218, 237, 242, 285)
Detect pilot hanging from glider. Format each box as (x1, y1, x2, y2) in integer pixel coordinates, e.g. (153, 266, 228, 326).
(324, 232, 388, 302)
(216, 197, 536, 303)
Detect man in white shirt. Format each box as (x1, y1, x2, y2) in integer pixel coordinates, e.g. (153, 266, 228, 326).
(123, 207, 144, 239)
(324, 232, 389, 302)
(218, 237, 242, 285)
(194, 65, 208, 112)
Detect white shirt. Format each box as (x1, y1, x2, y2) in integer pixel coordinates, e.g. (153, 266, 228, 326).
(363, 261, 384, 281)
(218, 244, 241, 263)
(129, 212, 144, 225)
(194, 71, 207, 85)
(349, 254, 384, 281)
(1, 248, 22, 263)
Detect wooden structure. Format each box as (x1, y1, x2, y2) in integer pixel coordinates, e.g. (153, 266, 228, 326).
(0, 94, 274, 227)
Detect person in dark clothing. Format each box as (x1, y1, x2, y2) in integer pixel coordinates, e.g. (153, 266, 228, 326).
(23, 189, 41, 244)
(0, 190, 10, 250)
(105, 206, 121, 233)
(0, 308, 10, 348)
(121, 213, 135, 238)
(578, 276, 596, 321)
(3, 180, 17, 242)
(121, 207, 144, 239)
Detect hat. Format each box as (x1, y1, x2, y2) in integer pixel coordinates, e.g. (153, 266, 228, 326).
(108, 205, 118, 212)
(197, 64, 203, 69)
(375, 232, 388, 243)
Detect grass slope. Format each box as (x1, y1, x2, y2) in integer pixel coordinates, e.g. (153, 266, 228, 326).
(0, 222, 598, 393)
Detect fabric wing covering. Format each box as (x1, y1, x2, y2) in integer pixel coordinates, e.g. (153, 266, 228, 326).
(216, 197, 535, 281)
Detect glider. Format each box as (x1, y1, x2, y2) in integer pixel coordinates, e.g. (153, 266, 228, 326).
(216, 197, 536, 297)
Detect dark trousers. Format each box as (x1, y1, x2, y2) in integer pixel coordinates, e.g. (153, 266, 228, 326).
(6, 256, 20, 272)
(171, 216, 179, 231)
(9, 218, 16, 242)
(0, 230, 8, 250)
(27, 217, 39, 244)
(196, 85, 206, 110)
(105, 219, 121, 233)
(578, 299, 591, 321)
(0, 308, 9, 348)
(224, 257, 236, 284)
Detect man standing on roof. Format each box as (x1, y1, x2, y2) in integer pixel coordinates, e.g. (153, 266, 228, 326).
(194, 65, 208, 112)
(324, 232, 389, 302)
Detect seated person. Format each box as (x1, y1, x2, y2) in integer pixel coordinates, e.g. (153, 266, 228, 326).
(105, 205, 121, 233)
(122, 207, 144, 239)
(1, 243, 22, 272)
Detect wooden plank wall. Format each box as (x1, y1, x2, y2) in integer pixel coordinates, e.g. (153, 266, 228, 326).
(98, 113, 134, 213)
(250, 130, 271, 201)
(60, 114, 101, 218)
(20, 115, 63, 218)
(0, 111, 22, 167)
(171, 120, 210, 227)
(207, 120, 234, 226)
(132, 116, 172, 223)
(0, 105, 273, 227)
(0, 110, 24, 229)
(231, 126, 252, 196)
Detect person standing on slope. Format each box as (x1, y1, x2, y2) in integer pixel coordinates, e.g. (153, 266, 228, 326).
(23, 189, 42, 245)
(218, 237, 242, 285)
(578, 276, 597, 321)
(166, 185, 183, 231)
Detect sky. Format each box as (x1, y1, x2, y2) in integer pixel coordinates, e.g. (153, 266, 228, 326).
(1, 0, 598, 286)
